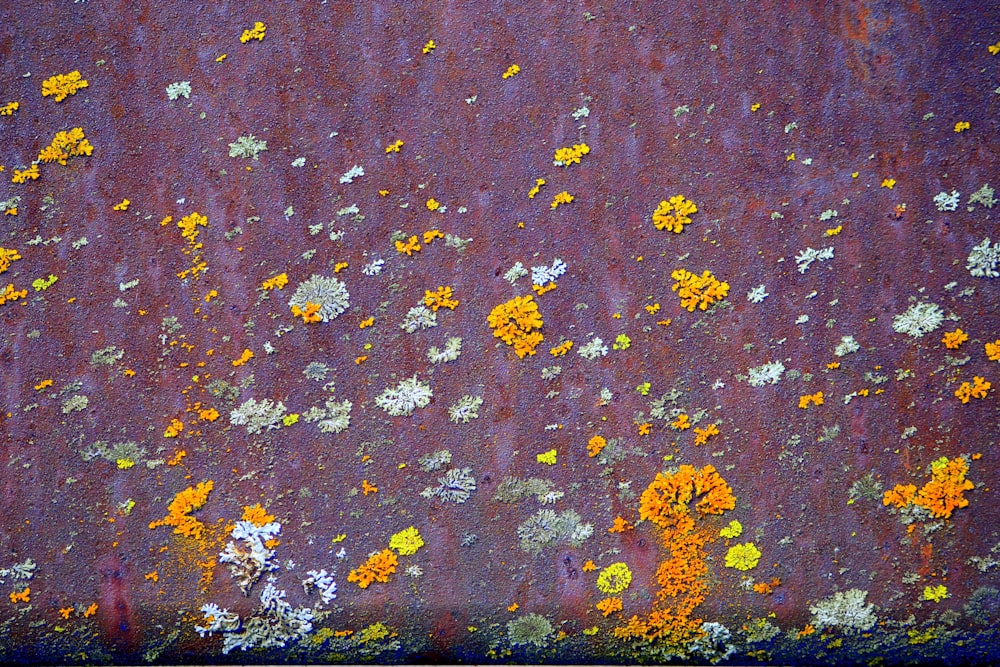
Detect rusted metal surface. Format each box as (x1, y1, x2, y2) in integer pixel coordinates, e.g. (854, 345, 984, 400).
(1, 0, 999, 663)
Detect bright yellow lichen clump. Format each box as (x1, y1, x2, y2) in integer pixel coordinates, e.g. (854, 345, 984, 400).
(37, 127, 94, 165)
(348, 549, 398, 588)
(487, 294, 544, 358)
(596, 562, 632, 595)
(651, 195, 698, 233)
(0, 284, 28, 305)
(389, 526, 424, 556)
(240, 21, 266, 43)
(883, 456, 974, 519)
(670, 268, 729, 311)
(553, 143, 590, 166)
(724, 542, 762, 570)
(261, 273, 288, 290)
(149, 480, 214, 539)
(41, 71, 89, 101)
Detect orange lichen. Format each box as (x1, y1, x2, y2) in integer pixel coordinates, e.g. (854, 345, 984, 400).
(11, 165, 39, 184)
(291, 302, 322, 324)
(362, 479, 378, 496)
(0, 248, 22, 274)
(670, 268, 729, 311)
(37, 127, 93, 165)
(550, 340, 573, 357)
(347, 549, 398, 589)
(941, 328, 969, 349)
(231, 348, 254, 366)
(550, 190, 574, 209)
(58, 607, 73, 619)
(651, 195, 698, 233)
(798, 391, 824, 409)
(163, 418, 184, 438)
(670, 414, 691, 430)
(395, 235, 421, 256)
(167, 450, 186, 466)
(83, 603, 98, 618)
(620, 466, 735, 646)
(985, 340, 1000, 361)
(608, 516, 634, 533)
(0, 284, 28, 305)
(423, 229, 444, 244)
(883, 457, 974, 519)
(148, 480, 214, 539)
(41, 71, 89, 101)
(9, 588, 30, 603)
(955, 376, 991, 403)
(242, 503, 275, 527)
(596, 597, 623, 617)
(692, 424, 719, 446)
(753, 578, 781, 595)
(424, 286, 458, 311)
(587, 435, 607, 458)
(582, 560, 597, 572)
(637, 422, 652, 436)
(261, 273, 288, 290)
(198, 407, 219, 422)
(532, 281, 557, 295)
(487, 294, 544, 358)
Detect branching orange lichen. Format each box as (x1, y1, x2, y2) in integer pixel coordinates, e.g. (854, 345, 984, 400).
(670, 268, 729, 311)
(596, 597, 623, 616)
(422, 229, 444, 244)
(985, 340, 1000, 361)
(231, 348, 254, 367)
(424, 286, 458, 311)
(261, 273, 288, 290)
(955, 376, 991, 403)
(0, 284, 28, 305)
(608, 516, 633, 533)
(692, 424, 720, 446)
(620, 466, 735, 646)
(550, 340, 573, 357)
(361, 479, 378, 496)
(163, 418, 184, 438)
(11, 165, 40, 184)
(149, 481, 214, 539)
(651, 195, 698, 233)
(487, 294, 544, 358)
(347, 549, 398, 589)
(9, 587, 30, 603)
(532, 281, 557, 295)
(670, 414, 691, 430)
(550, 191, 574, 209)
(883, 457, 974, 519)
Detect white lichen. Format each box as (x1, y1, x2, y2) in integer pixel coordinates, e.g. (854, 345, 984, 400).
(834, 335, 860, 357)
(230, 398, 287, 434)
(288, 275, 350, 323)
(361, 258, 384, 275)
(400, 305, 437, 333)
(219, 520, 281, 594)
(933, 190, 960, 212)
(303, 398, 352, 434)
(892, 301, 944, 338)
(967, 237, 1000, 278)
(577, 336, 608, 360)
(794, 246, 835, 273)
(302, 569, 337, 605)
(746, 361, 786, 387)
(746, 285, 769, 303)
(375, 375, 432, 417)
(427, 336, 462, 364)
(448, 395, 483, 424)
(531, 258, 567, 286)
(165, 81, 191, 100)
(421, 467, 476, 503)
(339, 164, 364, 184)
(809, 589, 877, 634)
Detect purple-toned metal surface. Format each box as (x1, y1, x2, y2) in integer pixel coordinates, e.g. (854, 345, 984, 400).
(1, 1, 999, 663)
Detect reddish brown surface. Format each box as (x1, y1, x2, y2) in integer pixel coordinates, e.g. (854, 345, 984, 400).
(1, 1, 999, 663)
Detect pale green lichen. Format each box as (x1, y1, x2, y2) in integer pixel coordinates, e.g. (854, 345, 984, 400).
(417, 449, 451, 472)
(61, 394, 89, 414)
(420, 467, 476, 503)
(834, 335, 860, 357)
(967, 237, 1000, 278)
(228, 134, 268, 160)
(809, 589, 877, 633)
(447, 395, 482, 424)
(427, 336, 462, 364)
(506, 613, 553, 648)
(90, 345, 124, 366)
(746, 361, 785, 387)
(165, 81, 191, 100)
(229, 398, 287, 434)
(892, 301, 944, 338)
(375, 375, 432, 417)
(517, 509, 593, 555)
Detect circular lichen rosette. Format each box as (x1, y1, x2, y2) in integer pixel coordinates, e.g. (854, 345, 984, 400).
(287, 274, 350, 323)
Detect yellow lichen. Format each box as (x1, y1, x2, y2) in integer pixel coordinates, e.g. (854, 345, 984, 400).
(651, 195, 698, 233)
(724, 542, 762, 571)
(389, 526, 424, 556)
(41, 71, 89, 101)
(670, 268, 729, 311)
